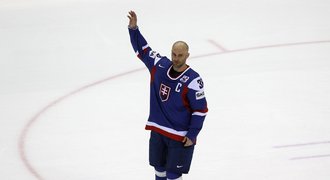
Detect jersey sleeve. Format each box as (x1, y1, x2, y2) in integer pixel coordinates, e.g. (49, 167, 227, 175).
(185, 76, 208, 143)
(128, 27, 164, 71)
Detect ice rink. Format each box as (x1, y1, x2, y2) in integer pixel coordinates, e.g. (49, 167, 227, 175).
(1, 0, 330, 179)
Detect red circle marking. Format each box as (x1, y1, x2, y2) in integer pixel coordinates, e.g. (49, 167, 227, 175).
(18, 40, 330, 180)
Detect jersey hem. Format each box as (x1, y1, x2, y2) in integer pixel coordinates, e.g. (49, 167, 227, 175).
(145, 125, 185, 142)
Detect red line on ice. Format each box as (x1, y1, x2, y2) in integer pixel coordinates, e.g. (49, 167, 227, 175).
(273, 140, 330, 148)
(18, 40, 330, 180)
(290, 154, 330, 160)
(18, 68, 143, 180)
(207, 39, 229, 52)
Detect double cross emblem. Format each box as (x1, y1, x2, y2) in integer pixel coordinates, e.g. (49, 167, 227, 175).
(159, 83, 171, 102)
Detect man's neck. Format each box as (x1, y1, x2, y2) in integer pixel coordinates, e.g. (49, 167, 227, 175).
(170, 64, 189, 79)
(173, 64, 188, 72)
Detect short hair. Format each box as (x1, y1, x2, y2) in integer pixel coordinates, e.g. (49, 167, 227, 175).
(172, 41, 189, 51)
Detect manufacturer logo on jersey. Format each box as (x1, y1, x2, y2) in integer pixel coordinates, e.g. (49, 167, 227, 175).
(180, 75, 189, 83)
(195, 91, 205, 100)
(159, 83, 171, 102)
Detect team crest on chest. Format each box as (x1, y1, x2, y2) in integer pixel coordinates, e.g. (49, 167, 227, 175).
(159, 83, 171, 102)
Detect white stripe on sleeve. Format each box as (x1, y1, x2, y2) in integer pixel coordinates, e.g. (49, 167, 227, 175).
(192, 112, 207, 116)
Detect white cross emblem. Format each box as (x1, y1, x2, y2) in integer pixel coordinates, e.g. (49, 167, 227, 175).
(159, 83, 171, 102)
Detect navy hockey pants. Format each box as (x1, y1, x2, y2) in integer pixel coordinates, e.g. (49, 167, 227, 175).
(149, 131, 195, 174)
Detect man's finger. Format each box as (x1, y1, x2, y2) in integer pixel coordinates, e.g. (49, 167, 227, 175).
(183, 137, 193, 147)
(184, 141, 191, 147)
(182, 137, 187, 143)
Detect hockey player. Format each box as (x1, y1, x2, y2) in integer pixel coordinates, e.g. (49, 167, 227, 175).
(127, 10, 208, 180)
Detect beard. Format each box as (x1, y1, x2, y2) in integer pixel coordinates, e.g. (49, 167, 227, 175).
(172, 61, 187, 72)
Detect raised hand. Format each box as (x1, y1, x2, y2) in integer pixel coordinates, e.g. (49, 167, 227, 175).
(127, 10, 137, 29)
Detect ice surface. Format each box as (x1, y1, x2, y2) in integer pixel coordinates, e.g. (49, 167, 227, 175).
(1, 0, 330, 179)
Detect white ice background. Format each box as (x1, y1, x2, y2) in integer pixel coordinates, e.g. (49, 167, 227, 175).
(1, 0, 330, 179)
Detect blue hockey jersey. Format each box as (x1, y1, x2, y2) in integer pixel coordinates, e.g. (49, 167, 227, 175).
(129, 27, 208, 143)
